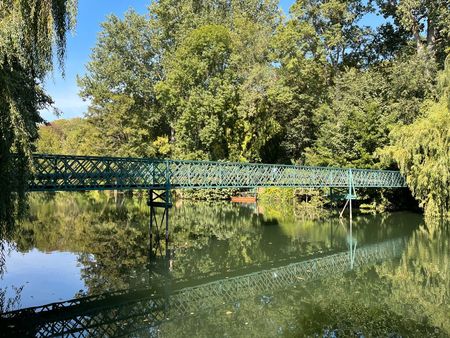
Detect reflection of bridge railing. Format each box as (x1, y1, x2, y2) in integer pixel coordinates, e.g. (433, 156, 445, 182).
(26, 154, 406, 192)
(0, 238, 406, 337)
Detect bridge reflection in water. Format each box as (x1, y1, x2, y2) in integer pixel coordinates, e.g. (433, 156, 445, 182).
(0, 231, 405, 337)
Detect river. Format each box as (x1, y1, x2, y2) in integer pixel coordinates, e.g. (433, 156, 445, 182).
(0, 192, 449, 337)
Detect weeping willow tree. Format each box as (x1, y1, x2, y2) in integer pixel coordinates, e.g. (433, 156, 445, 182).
(384, 56, 450, 218)
(0, 0, 77, 237)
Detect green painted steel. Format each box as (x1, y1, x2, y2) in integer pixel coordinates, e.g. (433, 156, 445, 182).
(27, 153, 407, 192)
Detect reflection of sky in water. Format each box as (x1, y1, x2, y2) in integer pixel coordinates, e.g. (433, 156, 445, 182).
(2, 248, 84, 308)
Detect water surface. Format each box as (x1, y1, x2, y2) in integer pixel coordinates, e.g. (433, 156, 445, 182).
(0, 192, 449, 337)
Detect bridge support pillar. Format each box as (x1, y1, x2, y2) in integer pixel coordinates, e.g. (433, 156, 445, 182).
(147, 189, 172, 256)
(339, 169, 357, 219)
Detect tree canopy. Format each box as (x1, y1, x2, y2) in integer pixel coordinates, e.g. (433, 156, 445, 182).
(38, 0, 450, 216)
(382, 57, 450, 217)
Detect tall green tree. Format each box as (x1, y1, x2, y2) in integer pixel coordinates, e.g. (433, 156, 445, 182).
(148, 0, 280, 52)
(78, 11, 168, 157)
(156, 22, 281, 161)
(376, 0, 450, 64)
(305, 67, 388, 167)
(306, 54, 437, 167)
(287, 0, 373, 70)
(152, 0, 282, 162)
(0, 0, 77, 235)
(270, 0, 373, 163)
(156, 24, 238, 160)
(81, 1, 281, 162)
(383, 57, 450, 217)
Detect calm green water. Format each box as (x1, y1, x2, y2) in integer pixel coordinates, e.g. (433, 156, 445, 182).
(0, 192, 449, 337)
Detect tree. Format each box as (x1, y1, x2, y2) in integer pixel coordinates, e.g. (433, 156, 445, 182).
(156, 25, 238, 160)
(376, 0, 450, 64)
(306, 53, 437, 168)
(270, 0, 373, 163)
(36, 118, 102, 155)
(287, 0, 373, 70)
(383, 57, 450, 217)
(81, 2, 281, 162)
(305, 67, 389, 167)
(0, 0, 77, 235)
(78, 11, 168, 157)
(146, 0, 281, 161)
(148, 0, 280, 53)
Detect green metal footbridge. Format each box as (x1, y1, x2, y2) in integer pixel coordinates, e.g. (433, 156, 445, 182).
(28, 154, 406, 192)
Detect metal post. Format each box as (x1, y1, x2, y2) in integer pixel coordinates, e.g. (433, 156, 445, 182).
(165, 195, 169, 244)
(349, 217, 353, 269)
(164, 160, 171, 248)
(339, 199, 349, 218)
(339, 169, 355, 218)
(148, 189, 154, 251)
(147, 161, 172, 256)
(349, 169, 353, 221)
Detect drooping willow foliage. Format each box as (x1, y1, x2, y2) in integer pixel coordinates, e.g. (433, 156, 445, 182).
(0, 0, 77, 238)
(386, 56, 450, 218)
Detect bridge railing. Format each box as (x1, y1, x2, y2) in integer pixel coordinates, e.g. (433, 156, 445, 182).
(26, 154, 406, 191)
(169, 160, 406, 189)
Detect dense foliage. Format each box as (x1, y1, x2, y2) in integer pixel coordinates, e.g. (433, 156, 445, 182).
(35, 0, 450, 215)
(383, 58, 450, 217)
(0, 0, 77, 235)
(36, 118, 101, 155)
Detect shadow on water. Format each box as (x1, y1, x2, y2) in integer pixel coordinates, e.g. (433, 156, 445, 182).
(0, 192, 448, 337)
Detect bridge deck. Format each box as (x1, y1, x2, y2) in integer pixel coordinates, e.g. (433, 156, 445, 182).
(26, 154, 406, 192)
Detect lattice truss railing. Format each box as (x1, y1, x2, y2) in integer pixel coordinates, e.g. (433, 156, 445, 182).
(1, 238, 405, 337)
(27, 154, 406, 191)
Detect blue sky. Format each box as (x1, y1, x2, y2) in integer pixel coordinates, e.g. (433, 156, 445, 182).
(42, 0, 381, 121)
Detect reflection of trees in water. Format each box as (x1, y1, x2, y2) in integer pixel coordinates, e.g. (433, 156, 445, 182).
(164, 218, 448, 337)
(280, 218, 450, 337)
(5, 193, 270, 293)
(258, 201, 420, 250)
(0, 241, 25, 313)
(2, 193, 423, 303)
(2, 193, 447, 337)
(375, 218, 450, 334)
(170, 202, 265, 279)
(0, 285, 24, 313)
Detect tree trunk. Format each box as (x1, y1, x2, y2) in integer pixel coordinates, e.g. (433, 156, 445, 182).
(426, 17, 436, 57)
(413, 22, 425, 55)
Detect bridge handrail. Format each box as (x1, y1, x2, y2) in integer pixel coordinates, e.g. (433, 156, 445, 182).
(21, 153, 407, 191)
(30, 153, 401, 174)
